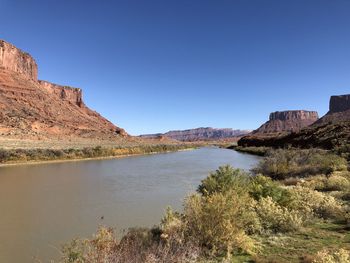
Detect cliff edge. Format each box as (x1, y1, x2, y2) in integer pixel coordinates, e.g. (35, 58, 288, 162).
(253, 110, 319, 134)
(0, 39, 127, 140)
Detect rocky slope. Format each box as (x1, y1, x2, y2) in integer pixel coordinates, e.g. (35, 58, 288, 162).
(238, 95, 350, 152)
(140, 127, 250, 141)
(0, 39, 127, 141)
(314, 94, 350, 124)
(253, 110, 319, 134)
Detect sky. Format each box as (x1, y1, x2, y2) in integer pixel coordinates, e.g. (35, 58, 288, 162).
(1, 0, 350, 135)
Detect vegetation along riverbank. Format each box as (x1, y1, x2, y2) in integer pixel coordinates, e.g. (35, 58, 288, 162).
(59, 148, 350, 262)
(0, 144, 200, 166)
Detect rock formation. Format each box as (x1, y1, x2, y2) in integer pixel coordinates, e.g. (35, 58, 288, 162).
(140, 127, 250, 141)
(314, 94, 350, 124)
(0, 39, 127, 140)
(39, 80, 84, 107)
(329, 95, 350, 113)
(253, 110, 319, 134)
(238, 95, 350, 150)
(0, 40, 38, 80)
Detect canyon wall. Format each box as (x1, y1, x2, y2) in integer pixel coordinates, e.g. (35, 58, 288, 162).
(39, 80, 84, 107)
(329, 95, 350, 113)
(0, 40, 38, 80)
(315, 94, 350, 124)
(0, 39, 127, 140)
(253, 110, 319, 134)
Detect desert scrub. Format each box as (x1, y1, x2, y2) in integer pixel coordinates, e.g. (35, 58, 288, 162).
(254, 196, 303, 233)
(254, 148, 348, 179)
(184, 191, 257, 257)
(311, 248, 350, 263)
(61, 226, 200, 263)
(288, 186, 345, 220)
(227, 145, 269, 156)
(0, 144, 195, 164)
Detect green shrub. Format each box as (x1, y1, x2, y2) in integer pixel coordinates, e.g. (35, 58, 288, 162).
(184, 191, 256, 257)
(249, 175, 292, 206)
(197, 165, 251, 196)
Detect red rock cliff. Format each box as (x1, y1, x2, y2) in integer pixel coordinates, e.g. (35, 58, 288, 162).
(39, 80, 84, 107)
(315, 94, 350, 124)
(253, 110, 319, 134)
(0, 40, 38, 80)
(0, 40, 128, 140)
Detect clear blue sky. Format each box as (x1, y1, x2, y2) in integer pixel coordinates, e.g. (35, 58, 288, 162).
(1, 0, 350, 135)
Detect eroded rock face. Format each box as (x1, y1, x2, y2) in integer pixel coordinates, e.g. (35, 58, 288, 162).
(140, 127, 251, 141)
(0, 40, 38, 80)
(315, 94, 350, 124)
(0, 39, 128, 140)
(238, 94, 350, 149)
(39, 80, 84, 107)
(329, 95, 350, 113)
(253, 110, 319, 134)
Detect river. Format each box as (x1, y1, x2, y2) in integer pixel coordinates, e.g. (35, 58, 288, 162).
(0, 147, 260, 262)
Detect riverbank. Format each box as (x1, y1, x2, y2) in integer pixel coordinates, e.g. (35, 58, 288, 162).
(227, 144, 270, 156)
(59, 148, 350, 262)
(0, 144, 200, 166)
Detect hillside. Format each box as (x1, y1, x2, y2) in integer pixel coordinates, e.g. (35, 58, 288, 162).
(0, 39, 128, 145)
(238, 94, 350, 156)
(140, 127, 250, 141)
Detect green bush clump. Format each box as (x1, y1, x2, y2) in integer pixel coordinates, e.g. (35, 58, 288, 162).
(249, 175, 292, 206)
(197, 165, 251, 196)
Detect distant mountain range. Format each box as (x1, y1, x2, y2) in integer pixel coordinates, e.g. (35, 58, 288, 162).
(140, 127, 251, 141)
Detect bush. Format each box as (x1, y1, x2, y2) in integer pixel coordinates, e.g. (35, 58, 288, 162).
(288, 186, 345, 220)
(61, 226, 200, 263)
(311, 248, 350, 263)
(160, 207, 185, 244)
(300, 174, 350, 192)
(249, 175, 292, 206)
(326, 175, 350, 191)
(254, 196, 303, 233)
(197, 165, 251, 196)
(61, 226, 118, 263)
(254, 149, 348, 180)
(184, 191, 256, 257)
